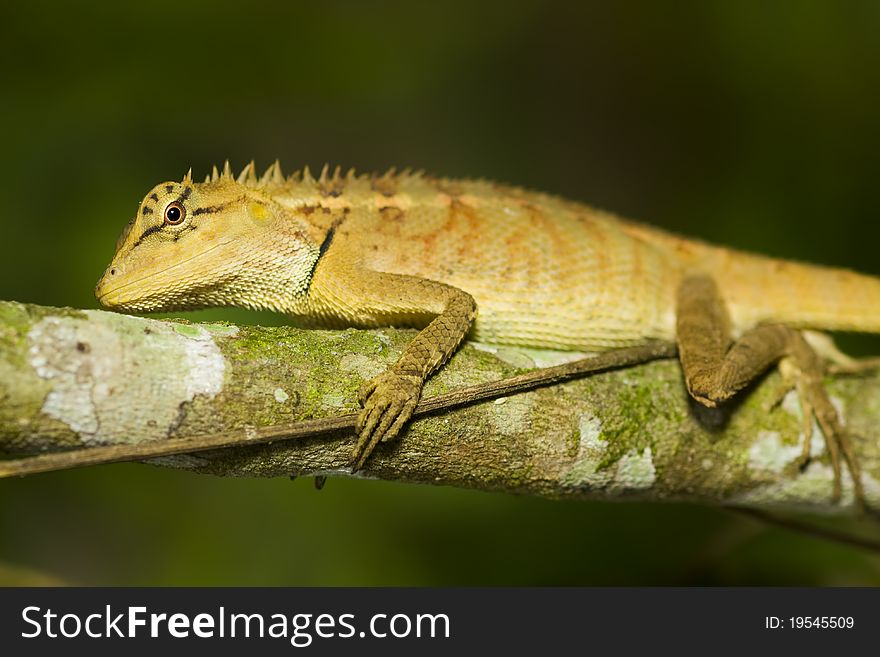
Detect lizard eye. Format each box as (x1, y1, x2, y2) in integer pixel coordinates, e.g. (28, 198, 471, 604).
(164, 202, 186, 225)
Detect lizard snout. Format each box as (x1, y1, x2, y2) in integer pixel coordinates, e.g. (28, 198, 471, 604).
(95, 265, 123, 306)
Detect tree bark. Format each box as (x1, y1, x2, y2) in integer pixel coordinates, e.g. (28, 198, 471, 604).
(1, 300, 878, 514)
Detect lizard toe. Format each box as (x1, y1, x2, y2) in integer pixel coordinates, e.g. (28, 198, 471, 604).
(383, 398, 418, 443)
(358, 378, 380, 407)
(351, 370, 423, 470)
(353, 399, 387, 463)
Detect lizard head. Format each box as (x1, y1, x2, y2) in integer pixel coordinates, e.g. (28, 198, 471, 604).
(95, 162, 321, 312)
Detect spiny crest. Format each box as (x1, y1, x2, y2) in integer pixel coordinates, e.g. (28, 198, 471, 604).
(317, 163, 345, 185)
(189, 160, 426, 191)
(236, 160, 257, 185)
(260, 160, 285, 186)
(195, 160, 282, 189)
(317, 164, 346, 196)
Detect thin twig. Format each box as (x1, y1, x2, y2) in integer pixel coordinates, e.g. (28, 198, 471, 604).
(0, 341, 678, 479)
(729, 506, 880, 553)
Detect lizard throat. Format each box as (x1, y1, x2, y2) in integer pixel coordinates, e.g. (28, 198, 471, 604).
(97, 240, 321, 314)
(96, 241, 234, 308)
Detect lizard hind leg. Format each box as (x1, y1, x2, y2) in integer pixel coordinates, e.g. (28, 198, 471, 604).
(676, 275, 866, 511)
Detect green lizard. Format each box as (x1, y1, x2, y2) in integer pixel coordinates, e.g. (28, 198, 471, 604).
(95, 162, 880, 509)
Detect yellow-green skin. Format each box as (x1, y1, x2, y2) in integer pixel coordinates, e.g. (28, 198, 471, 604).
(95, 162, 880, 469)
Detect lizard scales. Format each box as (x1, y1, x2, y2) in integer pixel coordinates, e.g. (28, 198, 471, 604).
(95, 161, 879, 502)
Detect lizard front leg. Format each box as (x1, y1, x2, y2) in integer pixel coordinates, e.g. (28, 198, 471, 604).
(310, 267, 476, 470)
(676, 275, 866, 510)
(354, 284, 475, 469)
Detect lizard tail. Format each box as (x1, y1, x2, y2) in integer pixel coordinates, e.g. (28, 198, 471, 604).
(710, 250, 880, 334)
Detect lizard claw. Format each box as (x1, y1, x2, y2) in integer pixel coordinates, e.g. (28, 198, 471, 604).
(351, 370, 423, 471)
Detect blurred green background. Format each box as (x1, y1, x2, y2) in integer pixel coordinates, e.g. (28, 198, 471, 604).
(2, 0, 880, 585)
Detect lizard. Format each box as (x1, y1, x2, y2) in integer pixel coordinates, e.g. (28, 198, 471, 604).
(94, 161, 880, 510)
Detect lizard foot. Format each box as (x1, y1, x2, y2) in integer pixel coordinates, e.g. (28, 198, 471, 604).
(776, 352, 866, 513)
(351, 369, 423, 471)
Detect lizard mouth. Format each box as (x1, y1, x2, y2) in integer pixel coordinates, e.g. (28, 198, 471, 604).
(95, 242, 232, 308)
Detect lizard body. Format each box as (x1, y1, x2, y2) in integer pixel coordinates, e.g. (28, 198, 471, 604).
(96, 162, 880, 505)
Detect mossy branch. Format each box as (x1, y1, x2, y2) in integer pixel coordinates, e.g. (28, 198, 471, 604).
(1, 300, 879, 514)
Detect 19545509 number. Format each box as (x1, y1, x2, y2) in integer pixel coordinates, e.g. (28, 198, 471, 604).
(765, 617, 854, 629)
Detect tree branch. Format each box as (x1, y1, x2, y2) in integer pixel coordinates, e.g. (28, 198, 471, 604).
(1, 300, 879, 514)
